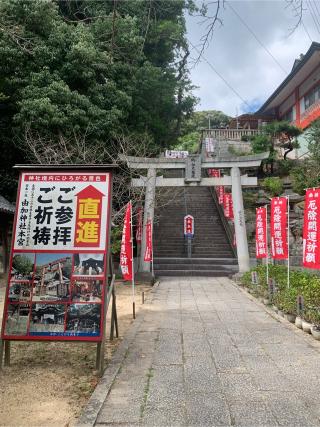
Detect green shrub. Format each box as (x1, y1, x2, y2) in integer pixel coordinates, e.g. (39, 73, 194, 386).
(261, 177, 284, 196)
(241, 265, 320, 321)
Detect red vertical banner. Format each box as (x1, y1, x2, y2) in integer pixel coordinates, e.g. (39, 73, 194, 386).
(144, 219, 153, 262)
(303, 188, 320, 268)
(270, 197, 288, 259)
(136, 206, 143, 244)
(120, 202, 133, 280)
(223, 193, 234, 219)
(218, 185, 224, 205)
(208, 169, 220, 178)
(256, 207, 267, 258)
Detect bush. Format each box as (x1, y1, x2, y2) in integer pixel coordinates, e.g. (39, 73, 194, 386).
(261, 177, 283, 196)
(241, 265, 320, 322)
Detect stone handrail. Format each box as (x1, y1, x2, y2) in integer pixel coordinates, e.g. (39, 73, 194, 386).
(207, 183, 237, 258)
(203, 128, 260, 141)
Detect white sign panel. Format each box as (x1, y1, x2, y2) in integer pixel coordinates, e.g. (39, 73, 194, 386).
(165, 150, 189, 159)
(14, 172, 110, 251)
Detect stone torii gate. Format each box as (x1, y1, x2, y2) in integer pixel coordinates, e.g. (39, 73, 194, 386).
(119, 152, 269, 275)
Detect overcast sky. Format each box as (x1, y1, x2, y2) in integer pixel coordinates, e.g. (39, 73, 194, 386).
(186, 0, 318, 116)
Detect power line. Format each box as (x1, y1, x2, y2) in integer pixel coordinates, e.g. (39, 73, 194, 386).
(306, 0, 320, 34)
(312, 0, 320, 24)
(226, 1, 288, 75)
(302, 20, 313, 41)
(188, 39, 251, 109)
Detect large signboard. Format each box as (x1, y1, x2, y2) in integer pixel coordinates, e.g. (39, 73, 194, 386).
(1, 171, 112, 341)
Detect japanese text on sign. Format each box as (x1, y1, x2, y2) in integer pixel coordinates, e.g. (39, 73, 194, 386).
(303, 188, 320, 269)
(256, 207, 267, 259)
(270, 197, 288, 260)
(2, 171, 111, 342)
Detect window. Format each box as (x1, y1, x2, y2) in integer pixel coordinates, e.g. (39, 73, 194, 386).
(282, 108, 293, 122)
(304, 84, 320, 110)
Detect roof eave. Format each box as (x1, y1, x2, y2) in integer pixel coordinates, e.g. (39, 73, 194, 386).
(257, 42, 320, 114)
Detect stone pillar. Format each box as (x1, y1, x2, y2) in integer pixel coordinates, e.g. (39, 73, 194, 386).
(231, 166, 250, 273)
(139, 168, 156, 273)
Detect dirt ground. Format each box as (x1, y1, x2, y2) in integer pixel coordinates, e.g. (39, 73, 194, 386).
(0, 281, 152, 427)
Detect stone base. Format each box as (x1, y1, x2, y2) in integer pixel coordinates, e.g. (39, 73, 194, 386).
(135, 272, 155, 285)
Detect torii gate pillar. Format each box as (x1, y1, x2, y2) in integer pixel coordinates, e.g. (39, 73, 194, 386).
(139, 168, 156, 273)
(231, 166, 250, 272)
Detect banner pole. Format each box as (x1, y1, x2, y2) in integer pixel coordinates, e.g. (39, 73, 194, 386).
(287, 196, 290, 289)
(265, 204, 269, 286)
(130, 201, 136, 319)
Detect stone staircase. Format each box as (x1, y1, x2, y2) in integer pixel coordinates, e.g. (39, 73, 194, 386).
(153, 185, 238, 277)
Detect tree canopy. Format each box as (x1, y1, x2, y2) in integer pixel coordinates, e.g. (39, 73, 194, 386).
(0, 0, 197, 200)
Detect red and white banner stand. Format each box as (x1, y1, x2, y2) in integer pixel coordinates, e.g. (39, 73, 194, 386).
(218, 185, 224, 205)
(271, 197, 289, 287)
(208, 169, 224, 204)
(256, 207, 267, 259)
(256, 206, 269, 284)
(144, 219, 153, 276)
(223, 193, 234, 220)
(136, 206, 143, 265)
(120, 202, 135, 318)
(303, 188, 320, 269)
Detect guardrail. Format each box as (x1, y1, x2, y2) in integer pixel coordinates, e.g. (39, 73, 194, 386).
(208, 185, 237, 258)
(203, 128, 260, 141)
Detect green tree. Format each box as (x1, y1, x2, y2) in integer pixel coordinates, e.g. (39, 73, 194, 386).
(174, 109, 230, 152)
(0, 0, 197, 200)
(290, 119, 320, 194)
(12, 254, 34, 275)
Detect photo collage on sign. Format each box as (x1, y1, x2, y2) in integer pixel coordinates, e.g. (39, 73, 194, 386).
(4, 252, 105, 337)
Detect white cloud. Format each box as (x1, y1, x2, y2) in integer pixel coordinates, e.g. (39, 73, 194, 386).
(186, 0, 317, 116)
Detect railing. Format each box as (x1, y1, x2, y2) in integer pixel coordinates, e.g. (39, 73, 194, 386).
(208, 184, 237, 258)
(203, 128, 260, 141)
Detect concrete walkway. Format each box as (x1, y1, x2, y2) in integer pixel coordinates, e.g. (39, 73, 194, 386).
(79, 277, 320, 426)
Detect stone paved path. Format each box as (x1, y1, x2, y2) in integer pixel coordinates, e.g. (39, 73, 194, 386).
(90, 277, 320, 426)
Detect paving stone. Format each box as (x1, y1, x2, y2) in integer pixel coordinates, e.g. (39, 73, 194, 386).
(184, 356, 221, 393)
(265, 391, 320, 426)
(142, 405, 186, 426)
(229, 400, 278, 426)
(185, 392, 231, 426)
(218, 373, 259, 401)
(96, 391, 143, 424)
(78, 278, 320, 426)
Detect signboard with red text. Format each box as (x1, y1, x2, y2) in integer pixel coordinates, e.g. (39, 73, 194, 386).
(256, 207, 267, 259)
(270, 197, 288, 260)
(1, 171, 112, 342)
(302, 188, 320, 269)
(184, 215, 194, 237)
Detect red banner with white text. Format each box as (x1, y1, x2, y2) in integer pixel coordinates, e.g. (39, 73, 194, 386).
(120, 202, 133, 280)
(218, 185, 224, 205)
(270, 197, 288, 259)
(256, 207, 267, 258)
(144, 219, 153, 262)
(303, 188, 320, 269)
(223, 193, 234, 220)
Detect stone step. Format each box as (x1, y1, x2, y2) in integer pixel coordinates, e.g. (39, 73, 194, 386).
(154, 257, 238, 265)
(154, 269, 233, 277)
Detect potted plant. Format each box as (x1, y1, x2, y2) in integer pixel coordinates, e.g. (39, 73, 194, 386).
(301, 310, 313, 333)
(307, 308, 320, 340)
(281, 287, 298, 323)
